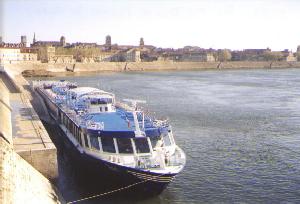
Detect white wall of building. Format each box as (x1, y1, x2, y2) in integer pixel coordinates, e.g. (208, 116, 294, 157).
(0, 48, 38, 63)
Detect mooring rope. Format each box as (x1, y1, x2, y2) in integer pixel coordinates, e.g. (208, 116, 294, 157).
(67, 172, 168, 204)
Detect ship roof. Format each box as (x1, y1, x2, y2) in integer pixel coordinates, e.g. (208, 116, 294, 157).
(69, 87, 99, 96)
(88, 112, 134, 131)
(83, 109, 168, 138)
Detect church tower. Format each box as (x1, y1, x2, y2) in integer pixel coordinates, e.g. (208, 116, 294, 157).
(105, 35, 112, 51)
(33, 32, 36, 44)
(60, 36, 66, 47)
(139, 37, 144, 48)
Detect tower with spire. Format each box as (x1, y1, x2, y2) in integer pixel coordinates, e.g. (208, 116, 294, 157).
(33, 32, 36, 44)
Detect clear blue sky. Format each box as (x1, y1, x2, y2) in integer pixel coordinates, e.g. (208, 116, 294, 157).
(1, 0, 299, 50)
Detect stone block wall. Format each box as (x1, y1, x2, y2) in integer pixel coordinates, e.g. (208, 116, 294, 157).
(0, 139, 61, 204)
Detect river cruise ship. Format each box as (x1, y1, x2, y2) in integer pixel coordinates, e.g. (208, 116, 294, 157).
(34, 80, 186, 195)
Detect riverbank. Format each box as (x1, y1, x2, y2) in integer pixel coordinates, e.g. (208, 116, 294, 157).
(0, 68, 61, 203)
(3, 61, 300, 77)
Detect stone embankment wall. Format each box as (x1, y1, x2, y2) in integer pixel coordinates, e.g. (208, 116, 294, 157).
(3, 61, 300, 76)
(0, 75, 60, 203)
(0, 139, 60, 204)
(0, 79, 12, 144)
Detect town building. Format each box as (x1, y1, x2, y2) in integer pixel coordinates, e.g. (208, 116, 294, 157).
(37, 46, 56, 63)
(158, 50, 215, 62)
(0, 48, 22, 63)
(76, 52, 114, 63)
(284, 51, 297, 62)
(0, 35, 28, 49)
(125, 48, 141, 62)
(67, 42, 98, 48)
(181, 52, 215, 62)
(31, 34, 68, 47)
(0, 47, 37, 63)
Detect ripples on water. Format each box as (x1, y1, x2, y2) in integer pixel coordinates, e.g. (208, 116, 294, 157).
(40, 68, 300, 203)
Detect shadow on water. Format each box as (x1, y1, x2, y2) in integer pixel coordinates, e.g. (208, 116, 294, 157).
(43, 122, 166, 204)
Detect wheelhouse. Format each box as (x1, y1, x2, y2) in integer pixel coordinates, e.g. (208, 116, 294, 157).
(66, 87, 115, 113)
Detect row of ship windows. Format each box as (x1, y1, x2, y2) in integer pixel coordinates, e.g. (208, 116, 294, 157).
(60, 113, 170, 154)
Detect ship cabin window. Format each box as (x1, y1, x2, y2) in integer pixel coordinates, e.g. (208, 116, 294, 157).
(101, 137, 116, 153)
(90, 135, 100, 150)
(116, 138, 133, 154)
(64, 116, 67, 126)
(60, 113, 63, 124)
(150, 135, 163, 149)
(90, 98, 112, 105)
(162, 133, 172, 146)
(134, 138, 150, 153)
(83, 134, 89, 148)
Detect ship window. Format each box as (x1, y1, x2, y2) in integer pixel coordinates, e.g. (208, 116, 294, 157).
(116, 138, 133, 154)
(74, 127, 76, 138)
(79, 133, 83, 146)
(100, 107, 102, 112)
(84, 134, 89, 147)
(150, 135, 163, 149)
(105, 107, 108, 112)
(134, 138, 150, 153)
(101, 137, 116, 153)
(163, 134, 172, 146)
(90, 135, 100, 150)
(64, 115, 67, 126)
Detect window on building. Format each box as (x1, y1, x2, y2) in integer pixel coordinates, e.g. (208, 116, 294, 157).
(134, 138, 150, 153)
(116, 138, 133, 154)
(101, 137, 116, 153)
(90, 135, 100, 150)
(105, 107, 108, 111)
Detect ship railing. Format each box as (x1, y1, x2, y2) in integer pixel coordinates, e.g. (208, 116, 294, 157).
(115, 101, 135, 111)
(133, 147, 185, 169)
(135, 155, 157, 169)
(153, 119, 169, 128)
(166, 147, 186, 167)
